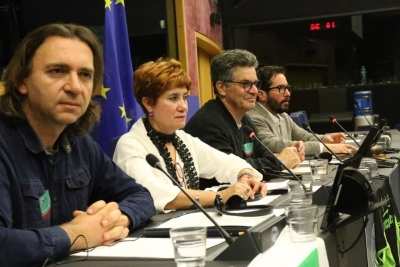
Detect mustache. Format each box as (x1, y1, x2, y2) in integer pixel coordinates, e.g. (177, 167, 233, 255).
(281, 98, 290, 103)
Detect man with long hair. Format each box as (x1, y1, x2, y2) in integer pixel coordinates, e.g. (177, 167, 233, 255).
(0, 23, 155, 266)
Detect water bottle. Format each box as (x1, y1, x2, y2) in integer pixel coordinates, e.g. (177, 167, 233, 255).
(361, 66, 367, 85)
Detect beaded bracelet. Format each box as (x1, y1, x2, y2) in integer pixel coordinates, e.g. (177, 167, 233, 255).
(237, 172, 253, 182)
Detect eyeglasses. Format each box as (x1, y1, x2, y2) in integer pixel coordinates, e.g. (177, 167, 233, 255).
(224, 80, 262, 92)
(268, 85, 292, 94)
(175, 162, 186, 188)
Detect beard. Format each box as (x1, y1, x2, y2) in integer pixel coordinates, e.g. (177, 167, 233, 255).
(266, 97, 290, 114)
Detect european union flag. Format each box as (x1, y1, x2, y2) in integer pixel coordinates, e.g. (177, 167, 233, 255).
(92, 0, 141, 156)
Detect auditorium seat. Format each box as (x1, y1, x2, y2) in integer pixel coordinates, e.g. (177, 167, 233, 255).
(290, 111, 308, 129)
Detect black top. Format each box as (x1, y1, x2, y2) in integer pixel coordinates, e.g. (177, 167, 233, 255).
(185, 98, 280, 188)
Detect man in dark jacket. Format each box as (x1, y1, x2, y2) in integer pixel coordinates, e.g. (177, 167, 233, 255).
(0, 23, 155, 267)
(185, 49, 302, 188)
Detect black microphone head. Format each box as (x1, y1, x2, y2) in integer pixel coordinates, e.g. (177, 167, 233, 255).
(242, 125, 254, 136)
(354, 100, 359, 107)
(318, 152, 332, 163)
(329, 115, 336, 122)
(301, 122, 309, 129)
(146, 154, 160, 168)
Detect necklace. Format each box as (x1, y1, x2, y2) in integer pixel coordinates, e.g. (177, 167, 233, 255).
(143, 118, 199, 189)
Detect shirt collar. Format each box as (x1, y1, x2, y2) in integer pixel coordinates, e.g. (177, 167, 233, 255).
(258, 103, 285, 125)
(14, 119, 72, 154)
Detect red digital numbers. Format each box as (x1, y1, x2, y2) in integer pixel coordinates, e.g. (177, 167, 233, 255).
(310, 23, 320, 31)
(310, 21, 336, 31)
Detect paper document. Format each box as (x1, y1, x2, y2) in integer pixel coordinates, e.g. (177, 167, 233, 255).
(205, 185, 229, 192)
(266, 180, 289, 191)
(281, 166, 311, 175)
(71, 237, 224, 259)
(299, 160, 310, 166)
(156, 211, 276, 228)
(346, 139, 361, 144)
(313, 185, 321, 192)
(247, 194, 280, 206)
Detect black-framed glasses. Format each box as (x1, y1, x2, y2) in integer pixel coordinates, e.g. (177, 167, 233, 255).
(268, 85, 292, 94)
(224, 80, 262, 92)
(175, 162, 186, 188)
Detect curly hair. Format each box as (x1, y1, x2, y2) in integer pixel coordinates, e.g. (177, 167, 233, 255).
(257, 65, 286, 91)
(133, 58, 191, 116)
(210, 49, 258, 95)
(0, 23, 103, 136)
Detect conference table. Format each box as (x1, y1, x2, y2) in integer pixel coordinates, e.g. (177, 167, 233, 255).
(61, 130, 400, 267)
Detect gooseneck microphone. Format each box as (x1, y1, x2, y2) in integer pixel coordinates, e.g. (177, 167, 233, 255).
(354, 100, 372, 126)
(242, 125, 309, 192)
(329, 115, 361, 147)
(145, 154, 235, 245)
(301, 122, 344, 162)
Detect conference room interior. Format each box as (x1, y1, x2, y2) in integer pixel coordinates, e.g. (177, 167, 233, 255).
(1, 0, 400, 266)
(1, 0, 400, 131)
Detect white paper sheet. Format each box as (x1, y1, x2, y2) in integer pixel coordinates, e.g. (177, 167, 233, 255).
(266, 180, 289, 191)
(281, 166, 311, 175)
(346, 139, 361, 143)
(313, 185, 321, 192)
(70, 237, 224, 258)
(156, 211, 276, 228)
(247, 194, 281, 206)
(298, 160, 310, 166)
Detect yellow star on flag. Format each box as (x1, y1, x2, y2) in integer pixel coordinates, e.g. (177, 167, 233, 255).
(119, 105, 133, 125)
(105, 0, 112, 10)
(116, 0, 125, 6)
(101, 84, 111, 99)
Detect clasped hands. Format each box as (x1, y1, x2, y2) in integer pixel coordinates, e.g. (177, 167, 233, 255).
(60, 200, 130, 251)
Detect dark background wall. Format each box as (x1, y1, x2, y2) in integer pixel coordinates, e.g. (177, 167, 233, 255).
(0, 0, 169, 72)
(221, 0, 400, 27)
(219, 0, 400, 129)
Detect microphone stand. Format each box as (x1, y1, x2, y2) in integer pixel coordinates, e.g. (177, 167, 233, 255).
(302, 122, 344, 162)
(242, 126, 309, 192)
(145, 154, 235, 245)
(329, 115, 361, 147)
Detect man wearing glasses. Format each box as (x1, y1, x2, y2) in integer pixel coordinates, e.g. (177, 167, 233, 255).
(247, 65, 357, 157)
(185, 50, 301, 189)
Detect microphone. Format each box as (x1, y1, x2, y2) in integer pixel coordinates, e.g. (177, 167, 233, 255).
(145, 154, 235, 245)
(301, 122, 344, 162)
(329, 115, 361, 147)
(242, 125, 309, 192)
(354, 100, 372, 126)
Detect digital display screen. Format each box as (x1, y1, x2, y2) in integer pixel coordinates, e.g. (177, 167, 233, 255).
(310, 21, 337, 31)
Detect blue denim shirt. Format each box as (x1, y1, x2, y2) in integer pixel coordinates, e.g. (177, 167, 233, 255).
(0, 116, 156, 266)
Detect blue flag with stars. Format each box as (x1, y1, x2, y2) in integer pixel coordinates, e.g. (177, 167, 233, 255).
(92, 0, 139, 156)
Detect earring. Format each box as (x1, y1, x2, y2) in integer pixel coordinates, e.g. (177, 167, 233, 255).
(149, 111, 154, 117)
